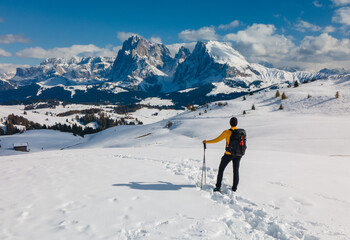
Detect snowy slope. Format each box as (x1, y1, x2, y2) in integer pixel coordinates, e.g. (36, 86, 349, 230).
(0, 130, 84, 155)
(206, 41, 249, 69)
(0, 77, 349, 239)
(1, 114, 349, 239)
(0, 103, 182, 133)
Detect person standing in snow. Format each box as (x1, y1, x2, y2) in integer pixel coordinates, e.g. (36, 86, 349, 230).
(202, 117, 246, 192)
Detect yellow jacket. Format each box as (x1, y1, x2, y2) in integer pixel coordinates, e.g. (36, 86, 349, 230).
(206, 126, 237, 155)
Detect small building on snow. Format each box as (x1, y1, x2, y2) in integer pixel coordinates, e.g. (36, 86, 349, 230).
(13, 143, 29, 152)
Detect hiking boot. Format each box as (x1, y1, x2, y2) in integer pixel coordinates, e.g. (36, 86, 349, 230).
(213, 187, 221, 192)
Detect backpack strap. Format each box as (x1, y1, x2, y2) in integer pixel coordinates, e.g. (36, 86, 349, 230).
(226, 129, 236, 153)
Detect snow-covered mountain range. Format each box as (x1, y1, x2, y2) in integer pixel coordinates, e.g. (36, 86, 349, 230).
(0, 35, 333, 106)
(10, 56, 114, 87)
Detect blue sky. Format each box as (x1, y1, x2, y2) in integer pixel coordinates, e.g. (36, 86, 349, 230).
(1, 0, 350, 72)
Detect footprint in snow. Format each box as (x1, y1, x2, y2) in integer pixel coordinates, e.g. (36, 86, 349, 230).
(108, 197, 118, 203)
(58, 201, 85, 214)
(18, 211, 29, 222)
(290, 197, 313, 206)
(131, 196, 141, 201)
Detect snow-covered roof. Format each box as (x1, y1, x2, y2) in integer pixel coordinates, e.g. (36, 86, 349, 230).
(13, 143, 28, 147)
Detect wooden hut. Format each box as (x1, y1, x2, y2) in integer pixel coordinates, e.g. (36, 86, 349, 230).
(13, 143, 29, 152)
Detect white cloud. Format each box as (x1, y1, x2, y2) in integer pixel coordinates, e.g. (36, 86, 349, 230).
(224, 24, 294, 60)
(295, 20, 322, 32)
(220, 23, 350, 71)
(297, 33, 350, 61)
(267, 32, 350, 71)
(0, 34, 29, 44)
(333, 7, 350, 25)
(223, 24, 350, 70)
(97, 45, 121, 57)
(323, 25, 336, 33)
(16, 44, 119, 59)
(332, 0, 350, 6)
(218, 20, 240, 30)
(313, 1, 323, 7)
(178, 26, 218, 41)
(149, 36, 162, 44)
(117, 32, 138, 42)
(0, 63, 30, 74)
(0, 48, 12, 57)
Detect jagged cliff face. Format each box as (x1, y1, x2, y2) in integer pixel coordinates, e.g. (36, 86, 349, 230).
(172, 41, 324, 91)
(110, 35, 175, 91)
(174, 46, 191, 64)
(0, 79, 14, 92)
(174, 41, 260, 90)
(10, 56, 114, 87)
(173, 41, 257, 90)
(172, 41, 232, 89)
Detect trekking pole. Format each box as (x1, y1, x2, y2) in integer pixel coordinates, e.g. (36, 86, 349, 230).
(201, 142, 207, 189)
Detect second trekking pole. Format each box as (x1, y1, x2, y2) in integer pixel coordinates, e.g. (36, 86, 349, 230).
(200, 142, 207, 190)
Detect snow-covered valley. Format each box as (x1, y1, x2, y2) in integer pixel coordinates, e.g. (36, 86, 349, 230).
(0, 77, 349, 239)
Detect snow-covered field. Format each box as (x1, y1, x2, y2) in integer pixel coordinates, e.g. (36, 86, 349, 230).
(0, 78, 349, 239)
(0, 103, 182, 130)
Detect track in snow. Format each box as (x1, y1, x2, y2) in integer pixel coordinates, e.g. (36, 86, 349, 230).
(113, 154, 337, 240)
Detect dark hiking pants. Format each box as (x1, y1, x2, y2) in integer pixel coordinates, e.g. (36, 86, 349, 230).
(216, 154, 241, 190)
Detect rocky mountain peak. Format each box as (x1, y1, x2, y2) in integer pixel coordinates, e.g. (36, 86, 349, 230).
(171, 40, 260, 90)
(175, 46, 191, 64)
(110, 36, 174, 90)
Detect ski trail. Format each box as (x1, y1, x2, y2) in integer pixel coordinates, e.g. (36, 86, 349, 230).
(114, 154, 345, 240)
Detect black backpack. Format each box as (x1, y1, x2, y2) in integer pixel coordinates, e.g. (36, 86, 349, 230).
(226, 129, 247, 156)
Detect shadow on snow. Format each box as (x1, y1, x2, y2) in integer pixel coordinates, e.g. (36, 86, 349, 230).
(112, 181, 195, 191)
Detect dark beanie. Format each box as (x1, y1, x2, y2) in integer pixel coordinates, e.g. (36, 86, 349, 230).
(230, 117, 238, 127)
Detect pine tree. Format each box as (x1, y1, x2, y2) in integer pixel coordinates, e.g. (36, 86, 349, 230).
(335, 91, 340, 98)
(307, 94, 312, 99)
(294, 81, 299, 88)
(243, 96, 246, 101)
(6, 121, 16, 135)
(281, 92, 287, 100)
(275, 90, 280, 98)
(252, 104, 256, 110)
(279, 104, 284, 110)
(243, 110, 246, 115)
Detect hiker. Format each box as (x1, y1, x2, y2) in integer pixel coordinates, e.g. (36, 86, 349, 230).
(202, 117, 246, 192)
